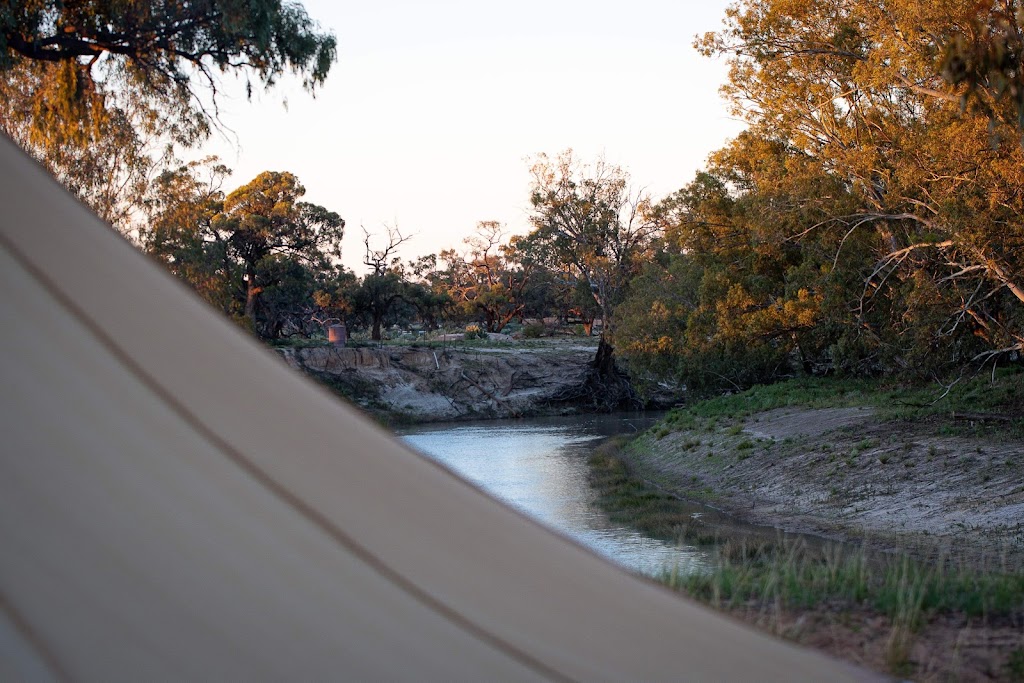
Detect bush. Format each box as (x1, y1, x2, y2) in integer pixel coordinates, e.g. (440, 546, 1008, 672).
(464, 324, 487, 340)
(523, 322, 545, 338)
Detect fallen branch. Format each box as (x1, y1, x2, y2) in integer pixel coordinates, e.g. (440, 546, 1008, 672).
(950, 411, 1022, 422)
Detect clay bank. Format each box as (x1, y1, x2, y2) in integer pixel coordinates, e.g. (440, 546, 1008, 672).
(277, 340, 607, 422)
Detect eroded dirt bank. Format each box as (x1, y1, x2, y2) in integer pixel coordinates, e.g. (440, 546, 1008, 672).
(629, 406, 1024, 565)
(277, 342, 600, 422)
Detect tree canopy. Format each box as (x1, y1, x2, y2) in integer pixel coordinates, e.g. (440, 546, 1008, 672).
(219, 171, 344, 325)
(940, 2, 1024, 131)
(527, 150, 657, 339)
(610, 0, 1024, 395)
(145, 166, 344, 337)
(1, 0, 336, 142)
(2, 0, 336, 232)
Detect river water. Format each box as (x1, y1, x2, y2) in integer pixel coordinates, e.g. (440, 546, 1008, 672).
(398, 413, 711, 577)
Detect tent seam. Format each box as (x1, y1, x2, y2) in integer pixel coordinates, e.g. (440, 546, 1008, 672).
(0, 589, 72, 682)
(0, 230, 576, 683)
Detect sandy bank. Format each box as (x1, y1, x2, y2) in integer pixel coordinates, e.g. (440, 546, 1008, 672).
(630, 406, 1024, 566)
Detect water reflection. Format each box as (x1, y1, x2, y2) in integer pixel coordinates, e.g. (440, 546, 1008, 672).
(398, 414, 710, 577)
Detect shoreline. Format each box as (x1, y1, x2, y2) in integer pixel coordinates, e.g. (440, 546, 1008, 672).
(622, 406, 1023, 568)
(277, 340, 601, 424)
(585, 382, 1024, 682)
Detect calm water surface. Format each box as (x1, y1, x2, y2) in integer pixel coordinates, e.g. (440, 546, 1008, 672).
(399, 413, 711, 577)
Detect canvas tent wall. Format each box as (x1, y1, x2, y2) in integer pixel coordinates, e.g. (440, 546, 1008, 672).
(0, 136, 874, 681)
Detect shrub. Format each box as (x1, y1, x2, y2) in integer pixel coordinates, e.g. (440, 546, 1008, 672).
(523, 322, 545, 338)
(464, 324, 487, 340)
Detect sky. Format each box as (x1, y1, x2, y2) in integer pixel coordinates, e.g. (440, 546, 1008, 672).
(198, 0, 745, 272)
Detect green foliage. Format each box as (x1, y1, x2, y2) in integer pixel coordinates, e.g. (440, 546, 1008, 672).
(1007, 647, 1024, 681)
(587, 438, 721, 545)
(612, 146, 847, 394)
(144, 159, 233, 310)
(1, 60, 162, 231)
(463, 324, 487, 340)
(143, 165, 344, 339)
(22, 0, 1024, 390)
(403, 283, 450, 333)
(420, 223, 535, 333)
(347, 226, 420, 342)
(218, 170, 343, 335)
(614, 0, 1024, 394)
(349, 271, 408, 341)
(527, 150, 657, 340)
(940, 4, 1024, 132)
(665, 541, 1024, 635)
(656, 370, 1024, 438)
(522, 323, 545, 339)
(1, 0, 335, 144)
(589, 420, 1024, 680)
(1, 1, 336, 231)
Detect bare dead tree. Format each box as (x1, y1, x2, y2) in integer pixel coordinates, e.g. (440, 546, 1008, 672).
(363, 223, 413, 276)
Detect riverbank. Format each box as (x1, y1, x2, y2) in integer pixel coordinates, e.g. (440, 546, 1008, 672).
(276, 338, 605, 424)
(588, 373, 1024, 681)
(623, 374, 1024, 565)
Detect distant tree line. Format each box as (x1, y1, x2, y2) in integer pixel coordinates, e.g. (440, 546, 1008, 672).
(138, 154, 622, 344)
(5, 0, 1022, 402)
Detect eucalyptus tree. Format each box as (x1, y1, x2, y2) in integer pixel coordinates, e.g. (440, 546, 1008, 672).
(145, 166, 343, 337)
(941, 2, 1024, 131)
(352, 225, 413, 341)
(143, 158, 234, 313)
(527, 150, 657, 345)
(437, 222, 536, 333)
(217, 171, 344, 328)
(404, 253, 456, 331)
(614, 141, 858, 394)
(1, 0, 335, 139)
(527, 151, 657, 407)
(698, 0, 1024, 367)
(1, 0, 336, 232)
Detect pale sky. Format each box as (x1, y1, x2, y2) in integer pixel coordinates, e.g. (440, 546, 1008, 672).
(198, 0, 744, 272)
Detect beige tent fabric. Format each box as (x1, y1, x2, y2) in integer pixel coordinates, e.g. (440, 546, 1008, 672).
(0, 135, 878, 681)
